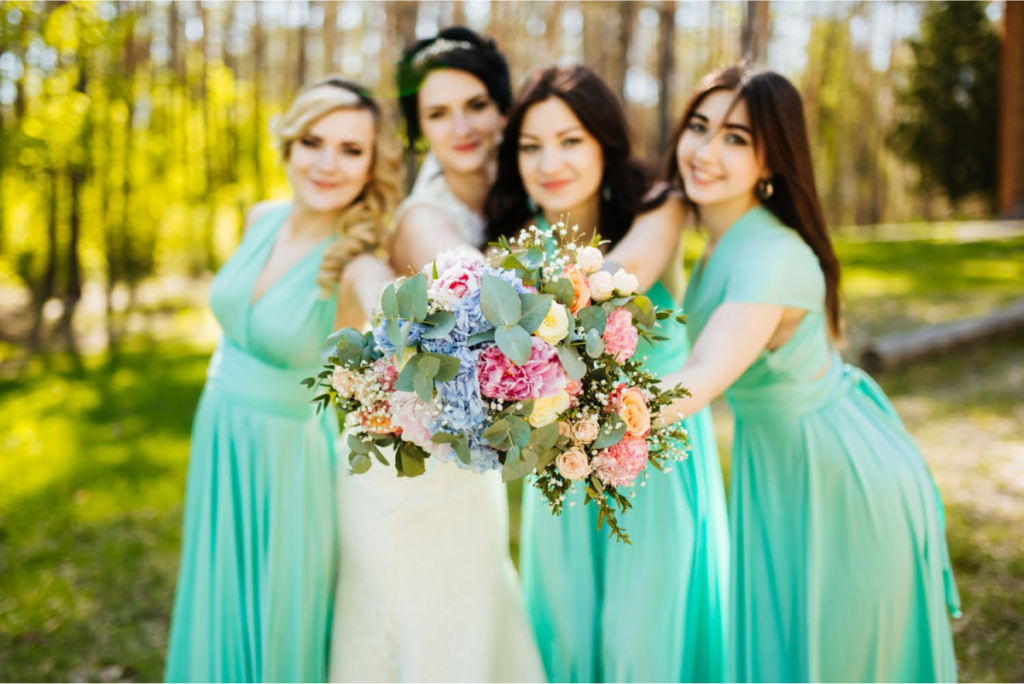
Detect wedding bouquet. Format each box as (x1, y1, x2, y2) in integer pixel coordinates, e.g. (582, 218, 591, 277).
(307, 221, 693, 542)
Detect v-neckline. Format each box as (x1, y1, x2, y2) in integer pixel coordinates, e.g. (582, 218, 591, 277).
(248, 209, 333, 309)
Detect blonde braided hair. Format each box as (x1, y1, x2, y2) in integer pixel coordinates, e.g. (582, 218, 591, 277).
(272, 77, 404, 294)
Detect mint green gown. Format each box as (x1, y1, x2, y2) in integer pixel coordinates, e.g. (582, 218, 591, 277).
(685, 206, 959, 682)
(519, 271, 730, 682)
(165, 205, 340, 682)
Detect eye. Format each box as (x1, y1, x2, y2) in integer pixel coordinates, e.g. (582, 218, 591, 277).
(299, 136, 321, 148)
(468, 99, 490, 112)
(342, 146, 365, 157)
(518, 142, 540, 154)
(686, 120, 707, 134)
(725, 133, 749, 146)
(425, 109, 446, 120)
(561, 137, 582, 149)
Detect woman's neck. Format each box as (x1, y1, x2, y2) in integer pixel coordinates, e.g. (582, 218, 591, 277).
(443, 160, 494, 216)
(543, 194, 601, 245)
(701, 194, 759, 247)
(286, 201, 339, 243)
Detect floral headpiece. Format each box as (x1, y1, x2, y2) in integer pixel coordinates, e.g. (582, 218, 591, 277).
(412, 38, 475, 68)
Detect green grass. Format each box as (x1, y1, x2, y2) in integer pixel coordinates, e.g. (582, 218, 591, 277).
(2, 233, 1023, 681)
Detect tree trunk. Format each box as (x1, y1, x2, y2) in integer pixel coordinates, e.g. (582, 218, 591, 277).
(294, 1, 308, 94)
(742, 1, 770, 62)
(251, 13, 266, 203)
(57, 65, 88, 356)
(657, 1, 677, 152)
(323, 0, 338, 73)
(607, 2, 637, 102)
(29, 169, 60, 353)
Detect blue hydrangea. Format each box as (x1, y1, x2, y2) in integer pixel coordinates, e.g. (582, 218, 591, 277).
(372, 319, 426, 357)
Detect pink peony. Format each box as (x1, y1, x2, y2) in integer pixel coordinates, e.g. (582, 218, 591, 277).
(591, 437, 649, 487)
(477, 339, 566, 401)
(602, 308, 639, 364)
(389, 391, 453, 459)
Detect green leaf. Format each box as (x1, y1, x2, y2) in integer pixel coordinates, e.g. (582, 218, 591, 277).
(381, 284, 398, 318)
(326, 327, 368, 368)
(576, 305, 607, 335)
(394, 353, 422, 392)
(521, 246, 545, 269)
(536, 446, 560, 472)
(430, 432, 459, 443)
(349, 453, 372, 474)
(480, 274, 523, 327)
(626, 294, 656, 328)
(369, 443, 390, 466)
(502, 254, 529, 272)
(431, 353, 462, 382)
(585, 328, 605, 358)
(395, 352, 461, 392)
(519, 293, 555, 333)
(467, 329, 496, 346)
(398, 442, 428, 477)
(557, 345, 587, 380)
(483, 418, 513, 450)
(593, 414, 627, 449)
(501, 445, 538, 483)
(347, 434, 372, 454)
(528, 422, 561, 452)
(397, 273, 428, 322)
(504, 399, 535, 417)
(544, 278, 575, 308)
(386, 319, 408, 357)
(506, 415, 532, 450)
(452, 435, 472, 465)
(495, 324, 532, 366)
(418, 356, 441, 378)
(420, 310, 456, 339)
(413, 373, 434, 402)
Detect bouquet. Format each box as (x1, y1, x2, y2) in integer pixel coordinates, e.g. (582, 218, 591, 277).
(307, 221, 693, 542)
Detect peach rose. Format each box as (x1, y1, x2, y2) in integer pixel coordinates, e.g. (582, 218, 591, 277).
(558, 421, 573, 439)
(563, 266, 592, 315)
(618, 387, 651, 438)
(556, 447, 592, 481)
(571, 418, 600, 444)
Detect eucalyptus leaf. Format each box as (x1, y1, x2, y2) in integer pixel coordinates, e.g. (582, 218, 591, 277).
(452, 435, 472, 465)
(495, 324, 532, 366)
(593, 414, 627, 450)
(480, 275, 523, 327)
(467, 329, 496, 346)
(397, 273, 428, 322)
(585, 328, 605, 358)
(431, 353, 462, 382)
(349, 453, 372, 474)
(326, 327, 367, 367)
(381, 284, 398, 318)
(576, 305, 607, 335)
(528, 422, 560, 452)
(398, 442, 428, 477)
(420, 310, 456, 340)
(536, 446, 560, 472)
(418, 356, 441, 378)
(506, 415, 532, 450)
(394, 353, 422, 392)
(483, 418, 512, 450)
(502, 254, 529, 272)
(557, 345, 587, 380)
(544, 278, 575, 308)
(413, 372, 434, 402)
(519, 293, 555, 333)
(347, 434, 372, 454)
(430, 432, 460, 444)
(521, 245, 545, 269)
(501, 445, 538, 483)
(369, 443, 390, 466)
(626, 294, 656, 328)
(385, 319, 408, 356)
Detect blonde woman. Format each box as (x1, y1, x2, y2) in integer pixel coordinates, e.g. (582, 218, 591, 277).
(164, 77, 402, 682)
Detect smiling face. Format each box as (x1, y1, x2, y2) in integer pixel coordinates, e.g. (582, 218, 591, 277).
(418, 69, 505, 174)
(675, 89, 767, 216)
(517, 97, 604, 217)
(286, 106, 376, 214)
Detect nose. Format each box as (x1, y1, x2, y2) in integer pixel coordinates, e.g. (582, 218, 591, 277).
(315, 147, 340, 174)
(693, 131, 720, 165)
(452, 111, 471, 137)
(539, 147, 560, 175)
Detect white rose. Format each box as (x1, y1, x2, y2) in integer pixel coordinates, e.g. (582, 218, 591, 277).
(534, 302, 569, 345)
(575, 246, 604, 274)
(612, 269, 640, 296)
(529, 390, 572, 428)
(556, 447, 592, 481)
(571, 417, 600, 444)
(588, 271, 615, 301)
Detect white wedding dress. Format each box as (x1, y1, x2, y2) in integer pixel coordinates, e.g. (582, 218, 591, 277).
(328, 155, 546, 683)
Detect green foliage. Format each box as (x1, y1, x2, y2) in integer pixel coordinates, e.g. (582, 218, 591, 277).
(890, 1, 999, 210)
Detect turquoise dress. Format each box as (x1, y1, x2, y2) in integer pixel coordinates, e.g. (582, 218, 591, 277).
(165, 205, 340, 682)
(519, 269, 730, 681)
(685, 205, 959, 682)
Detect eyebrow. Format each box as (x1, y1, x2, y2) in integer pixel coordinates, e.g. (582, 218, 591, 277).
(422, 92, 490, 110)
(690, 111, 752, 135)
(520, 126, 583, 140)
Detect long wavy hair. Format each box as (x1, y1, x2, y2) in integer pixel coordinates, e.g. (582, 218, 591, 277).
(484, 65, 663, 248)
(273, 77, 404, 293)
(666, 64, 843, 338)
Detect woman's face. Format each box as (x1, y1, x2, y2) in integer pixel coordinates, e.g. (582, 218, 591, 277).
(675, 89, 765, 210)
(517, 97, 604, 217)
(418, 69, 505, 174)
(287, 106, 376, 214)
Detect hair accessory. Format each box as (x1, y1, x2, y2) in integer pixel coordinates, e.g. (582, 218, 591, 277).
(412, 38, 475, 68)
(757, 177, 774, 200)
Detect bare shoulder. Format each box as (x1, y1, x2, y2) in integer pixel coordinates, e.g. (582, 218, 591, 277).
(392, 202, 459, 245)
(243, 200, 288, 235)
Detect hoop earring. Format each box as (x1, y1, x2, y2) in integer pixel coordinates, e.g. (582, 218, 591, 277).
(601, 182, 611, 202)
(757, 177, 774, 200)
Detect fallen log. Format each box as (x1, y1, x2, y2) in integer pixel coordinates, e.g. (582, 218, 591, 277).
(860, 298, 1024, 372)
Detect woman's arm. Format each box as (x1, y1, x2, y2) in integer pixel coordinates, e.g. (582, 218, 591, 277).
(389, 204, 482, 275)
(656, 302, 784, 424)
(334, 253, 398, 330)
(604, 194, 688, 290)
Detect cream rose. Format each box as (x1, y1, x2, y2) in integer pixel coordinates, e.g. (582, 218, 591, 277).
(588, 270, 615, 301)
(618, 386, 651, 437)
(612, 269, 640, 296)
(571, 417, 600, 444)
(529, 390, 572, 427)
(555, 447, 592, 481)
(534, 302, 570, 345)
(575, 246, 604, 274)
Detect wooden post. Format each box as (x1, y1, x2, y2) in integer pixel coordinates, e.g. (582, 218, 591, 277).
(999, 1, 1024, 218)
(742, 0, 770, 62)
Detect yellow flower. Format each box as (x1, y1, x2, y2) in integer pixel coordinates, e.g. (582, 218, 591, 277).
(529, 390, 571, 427)
(534, 302, 569, 345)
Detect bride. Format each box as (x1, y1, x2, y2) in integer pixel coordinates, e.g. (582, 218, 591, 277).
(328, 28, 546, 683)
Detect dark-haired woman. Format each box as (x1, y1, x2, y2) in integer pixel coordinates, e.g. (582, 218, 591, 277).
(656, 64, 960, 682)
(486, 65, 730, 683)
(327, 28, 545, 684)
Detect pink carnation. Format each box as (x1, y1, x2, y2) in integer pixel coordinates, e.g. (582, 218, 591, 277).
(564, 377, 584, 407)
(477, 339, 566, 401)
(373, 358, 399, 391)
(591, 437, 649, 487)
(602, 308, 639, 364)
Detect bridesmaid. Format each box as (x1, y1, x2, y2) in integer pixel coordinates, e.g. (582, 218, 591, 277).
(485, 65, 730, 683)
(164, 78, 402, 682)
(656, 64, 960, 682)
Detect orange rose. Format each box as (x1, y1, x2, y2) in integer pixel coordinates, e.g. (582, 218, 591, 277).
(563, 266, 592, 315)
(618, 387, 651, 438)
